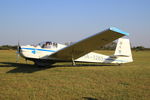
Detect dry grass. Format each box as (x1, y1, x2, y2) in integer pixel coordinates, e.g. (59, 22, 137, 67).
(0, 50, 150, 100)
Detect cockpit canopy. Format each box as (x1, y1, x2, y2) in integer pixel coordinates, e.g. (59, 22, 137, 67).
(38, 41, 58, 48)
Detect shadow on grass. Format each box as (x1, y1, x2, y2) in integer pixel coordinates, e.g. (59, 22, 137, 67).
(83, 97, 97, 100)
(0, 62, 50, 73)
(83, 97, 105, 100)
(0, 62, 119, 73)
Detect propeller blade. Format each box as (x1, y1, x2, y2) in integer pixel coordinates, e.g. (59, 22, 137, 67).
(16, 41, 21, 63)
(16, 52, 20, 63)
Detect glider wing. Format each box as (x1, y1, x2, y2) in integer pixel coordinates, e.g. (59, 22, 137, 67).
(49, 27, 129, 61)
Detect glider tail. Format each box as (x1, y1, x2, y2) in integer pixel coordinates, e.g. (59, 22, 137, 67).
(114, 38, 133, 63)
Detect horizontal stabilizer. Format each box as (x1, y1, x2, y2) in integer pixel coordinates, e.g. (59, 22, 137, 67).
(109, 55, 130, 59)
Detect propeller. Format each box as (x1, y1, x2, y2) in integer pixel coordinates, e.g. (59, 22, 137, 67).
(16, 42, 21, 63)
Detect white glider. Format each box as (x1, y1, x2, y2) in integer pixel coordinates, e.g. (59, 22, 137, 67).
(18, 27, 133, 66)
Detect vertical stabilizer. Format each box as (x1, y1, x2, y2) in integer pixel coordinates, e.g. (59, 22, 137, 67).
(114, 38, 133, 62)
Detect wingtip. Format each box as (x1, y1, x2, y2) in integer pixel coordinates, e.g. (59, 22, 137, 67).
(109, 27, 129, 36)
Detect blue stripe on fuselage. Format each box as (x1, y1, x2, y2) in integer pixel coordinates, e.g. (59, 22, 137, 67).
(21, 48, 56, 52)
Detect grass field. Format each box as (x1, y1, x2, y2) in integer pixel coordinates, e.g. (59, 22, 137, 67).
(0, 50, 150, 100)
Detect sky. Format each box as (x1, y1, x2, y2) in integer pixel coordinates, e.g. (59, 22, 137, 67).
(0, 0, 150, 47)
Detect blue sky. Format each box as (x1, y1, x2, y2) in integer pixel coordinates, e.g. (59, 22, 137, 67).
(0, 0, 150, 47)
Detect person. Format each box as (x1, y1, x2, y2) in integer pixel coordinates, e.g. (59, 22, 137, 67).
(45, 42, 51, 48)
(53, 42, 58, 48)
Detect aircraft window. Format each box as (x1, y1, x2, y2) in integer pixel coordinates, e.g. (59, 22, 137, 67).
(37, 41, 57, 48)
(37, 41, 50, 48)
(53, 42, 58, 48)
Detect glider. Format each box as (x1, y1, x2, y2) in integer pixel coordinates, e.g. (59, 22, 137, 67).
(17, 27, 133, 66)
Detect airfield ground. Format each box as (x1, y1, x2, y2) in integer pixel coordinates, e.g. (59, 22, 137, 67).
(0, 50, 149, 100)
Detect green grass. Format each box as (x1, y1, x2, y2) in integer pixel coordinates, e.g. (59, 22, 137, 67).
(0, 50, 150, 100)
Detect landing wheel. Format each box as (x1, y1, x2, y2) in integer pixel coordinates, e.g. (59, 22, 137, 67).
(117, 63, 122, 66)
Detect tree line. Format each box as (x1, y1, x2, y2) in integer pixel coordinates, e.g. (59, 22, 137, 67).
(0, 45, 17, 50)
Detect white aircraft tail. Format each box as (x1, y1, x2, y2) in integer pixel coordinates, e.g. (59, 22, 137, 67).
(113, 38, 133, 63)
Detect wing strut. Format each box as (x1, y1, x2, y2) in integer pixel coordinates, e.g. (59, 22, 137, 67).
(72, 55, 76, 66)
